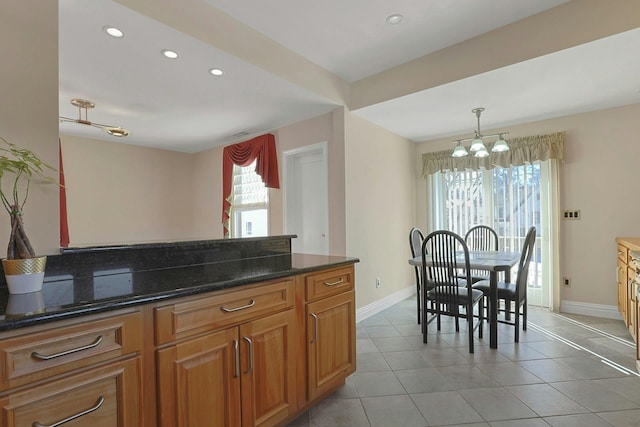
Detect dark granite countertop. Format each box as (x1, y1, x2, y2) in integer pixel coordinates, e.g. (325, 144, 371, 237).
(0, 252, 358, 332)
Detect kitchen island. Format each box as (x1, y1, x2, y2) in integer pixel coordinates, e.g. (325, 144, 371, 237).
(0, 236, 359, 427)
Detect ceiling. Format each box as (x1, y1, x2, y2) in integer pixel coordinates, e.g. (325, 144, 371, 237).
(58, 0, 640, 153)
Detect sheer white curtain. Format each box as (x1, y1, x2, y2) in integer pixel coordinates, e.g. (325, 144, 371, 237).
(423, 133, 564, 311)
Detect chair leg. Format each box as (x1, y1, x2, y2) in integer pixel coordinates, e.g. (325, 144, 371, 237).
(467, 307, 474, 353)
(523, 297, 527, 331)
(514, 299, 520, 343)
(478, 299, 483, 339)
(454, 305, 460, 332)
(417, 282, 421, 324)
(505, 299, 511, 321)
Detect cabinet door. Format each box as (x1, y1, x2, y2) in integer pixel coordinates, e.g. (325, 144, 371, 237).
(239, 309, 297, 427)
(0, 357, 141, 427)
(618, 259, 628, 325)
(157, 328, 241, 427)
(306, 291, 356, 401)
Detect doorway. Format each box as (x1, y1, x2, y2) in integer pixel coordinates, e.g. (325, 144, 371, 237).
(283, 142, 329, 255)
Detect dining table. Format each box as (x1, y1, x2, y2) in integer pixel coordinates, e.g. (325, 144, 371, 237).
(409, 250, 521, 349)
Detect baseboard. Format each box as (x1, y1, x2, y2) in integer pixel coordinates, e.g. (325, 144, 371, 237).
(356, 285, 415, 323)
(560, 300, 623, 320)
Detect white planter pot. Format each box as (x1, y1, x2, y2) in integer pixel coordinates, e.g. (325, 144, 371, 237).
(2, 256, 47, 294)
(5, 291, 45, 317)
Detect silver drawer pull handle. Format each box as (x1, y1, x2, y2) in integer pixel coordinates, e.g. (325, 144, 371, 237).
(220, 299, 255, 313)
(33, 396, 104, 427)
(233, 340, 240, 378)
(31, 335, 103, 361)
(243, 336, 254, 374)
(323, 278, 344, 287)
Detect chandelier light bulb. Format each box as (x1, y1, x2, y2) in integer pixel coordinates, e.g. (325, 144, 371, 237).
(469, 135, 485, 152)
(452, 142, 469, 158)
(492, 135, 510, 152)
(474, 146, 490, 158)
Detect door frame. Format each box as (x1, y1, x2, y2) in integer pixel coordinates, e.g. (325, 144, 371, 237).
(282, 141, 329, 255)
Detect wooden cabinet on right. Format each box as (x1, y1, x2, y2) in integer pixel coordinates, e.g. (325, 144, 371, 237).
(616, 238, 640, 369)
(616, 238, 639, 339)
(304, 266, 356, 401)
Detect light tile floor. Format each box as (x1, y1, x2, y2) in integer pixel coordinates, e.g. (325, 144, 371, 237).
(287, 296, 640, 427)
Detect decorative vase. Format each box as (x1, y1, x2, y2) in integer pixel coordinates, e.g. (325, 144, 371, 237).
(2, 256, 47, 294)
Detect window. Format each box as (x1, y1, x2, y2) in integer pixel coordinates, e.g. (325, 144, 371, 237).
(431, 163, 548, 307)
(230, 160, 269, 238)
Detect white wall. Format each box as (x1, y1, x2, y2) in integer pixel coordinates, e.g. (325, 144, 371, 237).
(0, 0, 59, 256)
(345, 112, 416, 308)
(415, 103, 640, 310)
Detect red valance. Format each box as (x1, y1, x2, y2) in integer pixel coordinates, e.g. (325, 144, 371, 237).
(59, 140, 70, 248)
(222, 134, 279, 236)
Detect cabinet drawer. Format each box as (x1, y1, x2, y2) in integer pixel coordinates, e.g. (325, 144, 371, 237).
(0, 312, 142, 392)
(305, 266, 354, 302)
(155, 279, 294, 345)
(0, 356, 141, 427)
(618, 244, 629, 263)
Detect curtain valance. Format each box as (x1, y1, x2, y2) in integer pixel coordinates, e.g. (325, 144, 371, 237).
(422, 131, 565, 176)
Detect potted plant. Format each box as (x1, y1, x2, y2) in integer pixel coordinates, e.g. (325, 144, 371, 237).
(0, 136, 56, 294)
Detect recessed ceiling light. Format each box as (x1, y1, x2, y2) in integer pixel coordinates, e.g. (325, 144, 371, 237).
(103, 26, 124, 38)
(209, 68, 224, 76)
(386, 14, 403, 25)
(161, 49, 179, 59)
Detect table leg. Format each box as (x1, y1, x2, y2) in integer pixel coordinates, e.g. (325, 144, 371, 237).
(489, 270, 498, 349)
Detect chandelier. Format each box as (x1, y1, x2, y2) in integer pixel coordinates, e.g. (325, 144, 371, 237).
(452, 108, 509, 158)
(59, 98, 131, 137)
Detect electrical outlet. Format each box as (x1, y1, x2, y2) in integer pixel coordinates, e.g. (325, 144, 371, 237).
(563, 277, 571, 287)
(562, 210, 581, 220)
(376, 277, 381, 288)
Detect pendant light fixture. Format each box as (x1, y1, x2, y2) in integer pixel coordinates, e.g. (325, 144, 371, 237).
(59, 98, 131, 137)
(451, 108, 509, 158)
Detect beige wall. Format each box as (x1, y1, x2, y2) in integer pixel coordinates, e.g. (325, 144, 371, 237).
(345, 112, 416, 308)
(192, 145, 225, 239)
(0, 0, 59, 256)
(415, 103, 640, 309)
(273, 109, 347, 255)
(61, 135, 196, 246)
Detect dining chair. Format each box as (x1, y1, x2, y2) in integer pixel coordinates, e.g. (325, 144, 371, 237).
(472, 226, 536, 342)
(464, 225, 499, 283)
(409, 227, 424, 324)
(421, 230, 484, 353)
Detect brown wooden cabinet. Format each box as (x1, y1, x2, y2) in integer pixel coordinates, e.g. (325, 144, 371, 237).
(304, 267, 356, 401)
(616, 239, 639, 337)
(0, 263, 357, 427)
(157, 327, 242, 426)
(155, 278, 299, 427)
(0, 310, 143, 427)
(616, 238, 640, 370)
(617, 255, 628, 326)
(0, 357, 142, 427)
